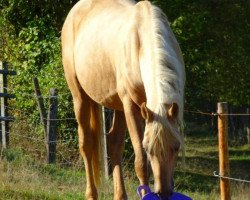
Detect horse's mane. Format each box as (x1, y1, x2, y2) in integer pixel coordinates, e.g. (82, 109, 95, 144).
(138, 2, 185, 158)
(154, 6, 185, 157)
(152, 6, 185, 120)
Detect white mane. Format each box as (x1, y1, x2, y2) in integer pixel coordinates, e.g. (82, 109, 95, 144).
(152, 6, 185, 122)
(138, 3, 185, 157)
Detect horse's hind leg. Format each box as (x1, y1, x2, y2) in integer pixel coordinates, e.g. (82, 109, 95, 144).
(65, 76, 98, 199)
(62, 19, 98, 200)
(107, 110, 127, 200)
(74, 92, 99, 200)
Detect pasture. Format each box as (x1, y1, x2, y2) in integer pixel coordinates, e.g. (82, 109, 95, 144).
(0, 0, 249, 199)
(1, 125, 249, 200)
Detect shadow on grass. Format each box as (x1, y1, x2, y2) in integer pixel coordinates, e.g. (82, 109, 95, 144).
(229, 149, 250, 157)
(177, 156, 218, 173)
(174, 171, 219, 194)
(230, 159, 250, 180)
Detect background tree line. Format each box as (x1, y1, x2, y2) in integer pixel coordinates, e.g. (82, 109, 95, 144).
(0, 0, 249, 144)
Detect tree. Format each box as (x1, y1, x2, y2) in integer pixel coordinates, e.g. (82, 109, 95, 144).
(0, 0, 249, 146)
(0, 0, 78, 143)
(155, 0, 250, 109)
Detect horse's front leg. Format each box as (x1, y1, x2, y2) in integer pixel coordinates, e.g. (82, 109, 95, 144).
(122, 97, 149, 191)
(107, 110, 127, 200)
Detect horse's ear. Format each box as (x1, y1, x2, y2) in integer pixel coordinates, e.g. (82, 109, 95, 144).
(140, 102, 153, 122)
(167, 103, 179, 121)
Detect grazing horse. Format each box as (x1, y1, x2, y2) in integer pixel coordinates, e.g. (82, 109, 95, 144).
(61, 0, 185, 199)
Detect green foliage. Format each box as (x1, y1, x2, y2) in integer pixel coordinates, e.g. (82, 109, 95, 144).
(154, 0, 250, 108)
(0, 0, 77, 33)
(0, 0, 249, 148)
(0, 0, 77, 141)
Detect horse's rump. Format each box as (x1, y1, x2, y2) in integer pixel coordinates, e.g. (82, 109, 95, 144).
(63, 0, 157, 110)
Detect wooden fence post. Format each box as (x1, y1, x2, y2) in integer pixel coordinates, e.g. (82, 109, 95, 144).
(217, 102, 231, 200)
(33, 77, 47, 149)
(33, 78, 58, 164)
(47, 88, 58, 164)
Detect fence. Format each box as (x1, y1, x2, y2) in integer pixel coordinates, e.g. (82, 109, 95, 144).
(217, 102, 231, 200)
(0, 70, 249, 199)
(0, 61, 16, 149)
(185, 102, 250, 200)
(33, 77, 58, 164)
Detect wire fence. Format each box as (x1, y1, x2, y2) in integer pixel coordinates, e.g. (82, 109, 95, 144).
(1, 89, 250, 189)
(185, 109, 250, 117)
(0, 87, 77, 165)
(185, 105, 250, 187)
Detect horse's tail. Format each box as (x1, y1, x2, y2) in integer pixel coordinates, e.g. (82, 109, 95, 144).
(90, 103, 104, 187)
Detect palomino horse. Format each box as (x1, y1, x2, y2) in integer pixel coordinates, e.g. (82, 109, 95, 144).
(62, 0, 185, 199)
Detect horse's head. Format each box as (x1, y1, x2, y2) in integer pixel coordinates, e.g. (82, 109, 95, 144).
(140, 102, 183, 198)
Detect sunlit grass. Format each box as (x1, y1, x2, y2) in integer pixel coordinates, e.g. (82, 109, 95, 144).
(0, 131, 249, 200)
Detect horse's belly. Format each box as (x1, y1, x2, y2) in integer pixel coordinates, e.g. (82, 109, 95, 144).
(73, 8, 139, 110)
(75, 62, 123, 110)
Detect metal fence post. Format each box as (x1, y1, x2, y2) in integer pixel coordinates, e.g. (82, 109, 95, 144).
(0, 61, 16, 149)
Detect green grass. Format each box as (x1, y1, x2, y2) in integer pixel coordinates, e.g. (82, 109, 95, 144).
(1, 132, 250, 200)
(173, 132, 250, 200)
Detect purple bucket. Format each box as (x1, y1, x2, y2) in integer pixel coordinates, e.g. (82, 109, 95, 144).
(137, 185, 192, 200)
(169, 192, 192, 200)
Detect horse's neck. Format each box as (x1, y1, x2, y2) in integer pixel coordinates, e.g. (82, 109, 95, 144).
(135, 2, 158, 110)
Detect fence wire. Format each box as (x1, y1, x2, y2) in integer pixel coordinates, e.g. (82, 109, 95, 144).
(0, 89, 249, 186)
(213, 171, 250, 184)
(185, 109, 250, 116)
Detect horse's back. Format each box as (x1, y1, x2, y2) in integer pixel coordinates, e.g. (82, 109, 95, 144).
(62, 0, 169, 109)
(62, 0, 142, 110)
